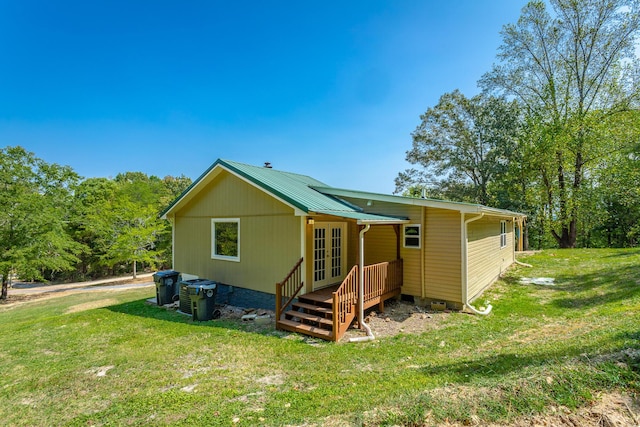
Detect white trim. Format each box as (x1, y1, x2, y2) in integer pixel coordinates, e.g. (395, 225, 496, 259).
(312, 222, 347, 290)
(211, 218, 241, 262)
(312, 185, 526, 218)
(300, 216, 306, 295)
(162, 162, 306, 219)
(403, 224, 422, 249)
(161, 167, 224, 220)
(171, 217, 175, 269)
(500, 220, 507, 249)
(218, 165, 306, 216)
(462, 213, 492, 315)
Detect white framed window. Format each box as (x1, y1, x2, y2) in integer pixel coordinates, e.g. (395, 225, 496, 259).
(211, 218, 240, 262)
(500, 220, 507, 248)
(403, 224, 421, 249)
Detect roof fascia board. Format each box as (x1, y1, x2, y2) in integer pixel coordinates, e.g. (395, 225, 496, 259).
(356, 219, 411, 225)
(312, 186, 481, 213)
(477, 207, 526, 218)
(161, 160, 224, 219)
(162, 160, 307, 219)
(313, 186, 526, 218)
(311, 210, 410, 225)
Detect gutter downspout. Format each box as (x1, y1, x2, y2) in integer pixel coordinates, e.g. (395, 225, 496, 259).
(350, 224, 375, 343)
(462, 213, 492, 315)
(170, 217, 175, 269)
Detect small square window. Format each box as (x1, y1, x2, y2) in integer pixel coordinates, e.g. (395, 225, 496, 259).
(403, 224, 421, 249)
(212, 218, 240, 261)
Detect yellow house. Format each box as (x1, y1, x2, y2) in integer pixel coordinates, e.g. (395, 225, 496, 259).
(161, 159, 526, 341)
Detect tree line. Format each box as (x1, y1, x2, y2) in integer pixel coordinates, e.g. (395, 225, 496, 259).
(0, 146, 191, 299)
(2, 1, 639, 302)
(396, 0, 640, 250)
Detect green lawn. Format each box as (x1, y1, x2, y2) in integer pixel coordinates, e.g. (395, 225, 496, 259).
(1, 248, 638, 426)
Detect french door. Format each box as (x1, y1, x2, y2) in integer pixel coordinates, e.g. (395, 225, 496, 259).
(312, 222, 347, 289)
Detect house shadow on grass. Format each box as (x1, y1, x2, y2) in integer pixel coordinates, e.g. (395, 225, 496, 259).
(419, 330, 640, 386)
(551, 263, 640, 310)
(104, 297, 301, 340)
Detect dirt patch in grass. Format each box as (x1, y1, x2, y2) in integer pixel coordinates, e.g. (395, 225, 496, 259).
(220, 298, 450, 341)
(0, 293, 42, 307)
(508, 319, 593, 344)
(342, 298, 451, 341)
(348, 390, 640, 427)
(65, 299, 120, 314)
(433, 391, 640, 427)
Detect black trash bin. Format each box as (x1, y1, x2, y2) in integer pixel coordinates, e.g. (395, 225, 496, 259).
(188, 281, 217, 321)
(153, 270, 181, 306)
(179, 279, 214, 315)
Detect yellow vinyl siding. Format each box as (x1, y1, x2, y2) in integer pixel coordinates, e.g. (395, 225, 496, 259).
(173, 171, 301, 294)
(400, 243, 422, 297)
(424, 208, 462, 303)
(467, 217, 515, 300)
(339, 197, 423, 297)
(364, 225, 396, 264)
(178, 171, 292, 218)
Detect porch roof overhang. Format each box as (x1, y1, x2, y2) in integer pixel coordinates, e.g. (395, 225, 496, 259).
(312, 210, 410, 225)
(311, 186, 527, 219)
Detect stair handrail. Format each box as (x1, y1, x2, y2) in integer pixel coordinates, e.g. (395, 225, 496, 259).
(276, 257, 304, 321)
(332, 265, 359, 340)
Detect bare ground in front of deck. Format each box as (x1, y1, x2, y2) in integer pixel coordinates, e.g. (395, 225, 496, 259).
(341, 298, 451, 341)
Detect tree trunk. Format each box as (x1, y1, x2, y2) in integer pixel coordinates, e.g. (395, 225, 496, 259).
(551, 151, 577, 248)
(1, 276, 7, 300)
(552, 225, 576, 248)
(133, 260, 137, 279)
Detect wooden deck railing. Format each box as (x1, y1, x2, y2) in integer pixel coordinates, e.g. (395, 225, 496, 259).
(363, 259, 403, 305)
(332, 265, 358, 340)
(278, 258, 403, 342)
(276, 257, 304, 321)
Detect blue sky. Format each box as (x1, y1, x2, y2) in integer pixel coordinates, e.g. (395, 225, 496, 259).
(0, 0, 526, 193)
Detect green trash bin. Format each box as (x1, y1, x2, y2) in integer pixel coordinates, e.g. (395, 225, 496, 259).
(188, 281, 217, 321)
(153, 270, 181, 306)
(179, 278, 211, 314)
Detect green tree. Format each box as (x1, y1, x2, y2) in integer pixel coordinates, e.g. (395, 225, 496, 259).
(0, 146, 83, 299)
(69, 177, 119, 278)
(591, 111, 640, 247)
(481, 0, 640, 248)
(70, 173, 191, 278)
(100, 200, 167, 278)
(396, 90, 521, 206)
(91, 174, 169, 277)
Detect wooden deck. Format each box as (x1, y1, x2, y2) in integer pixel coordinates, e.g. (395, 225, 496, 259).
(276, 259, 403, 341)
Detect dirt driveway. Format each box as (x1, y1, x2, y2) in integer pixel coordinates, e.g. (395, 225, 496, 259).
(2, 274, 154, 308)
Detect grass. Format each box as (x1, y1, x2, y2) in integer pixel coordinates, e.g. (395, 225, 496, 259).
(0, 248, 639, 426)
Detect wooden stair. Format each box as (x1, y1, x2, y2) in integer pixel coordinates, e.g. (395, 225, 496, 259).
(276, 259, 403, 342)
(276, 287, 356, 341)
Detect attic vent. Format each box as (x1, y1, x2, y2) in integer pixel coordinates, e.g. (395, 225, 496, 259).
(264, 162, 272, 169)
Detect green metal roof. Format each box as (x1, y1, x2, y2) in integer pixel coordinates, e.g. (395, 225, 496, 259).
(314, 210, 410, 224)
(161, 159, 524, 221)
(161, 159, 410, 223)
(219, 159, 356, 213)
(311, 186, 527, 218)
